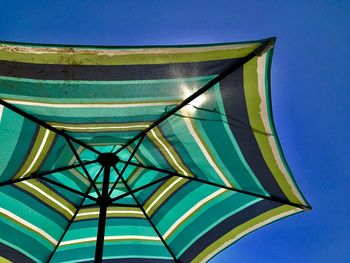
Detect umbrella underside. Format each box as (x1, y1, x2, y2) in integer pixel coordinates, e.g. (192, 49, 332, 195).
(0, 38, 310, 262)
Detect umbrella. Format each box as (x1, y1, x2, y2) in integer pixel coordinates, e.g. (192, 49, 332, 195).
(0, 37, 311, 263)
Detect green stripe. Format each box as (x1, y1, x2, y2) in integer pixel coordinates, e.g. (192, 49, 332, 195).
(0, 44, 259, 65)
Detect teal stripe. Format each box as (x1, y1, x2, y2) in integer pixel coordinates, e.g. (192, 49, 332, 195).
(53, 245, 96, 262)
(0, 117, 37, 182)
(0, 75, 213, 102)
(168, 191, 260, 256)
(103, 243, 172, 260)
(0, 109, 25, 181)
(0, 185, 68, 238)
(200, 84, 268, 194)
(155, 183, 220, 233)
(160, 116, 223, 183)
(0, 219, 53, 259)
(16, 104, 171, 118)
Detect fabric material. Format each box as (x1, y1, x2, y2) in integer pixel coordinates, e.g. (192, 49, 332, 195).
(0, 38, 309, 262)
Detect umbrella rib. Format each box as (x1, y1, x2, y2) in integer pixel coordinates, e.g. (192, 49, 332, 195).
(46, 166, 103, 263)
(123, 161, 312, 211)
(115, 38, 275, 155)
(108, 134, 146, 195)
(112, 166, 178, 262)
(0, 160, 97, 187)
(0, 98, 100, 155)
(66, 138, 102, 198)
(40, 177, 98, 202)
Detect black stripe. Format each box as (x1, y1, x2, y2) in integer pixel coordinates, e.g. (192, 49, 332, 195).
(219, 66, 286, 199)
(178, 200, 281, 262)
(0, 59, 238, 80)
(0, 242, 35, 263)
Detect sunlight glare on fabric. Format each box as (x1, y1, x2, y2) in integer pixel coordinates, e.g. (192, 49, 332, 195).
(0, 105, 3, 123)
(182, 85, 207, 112)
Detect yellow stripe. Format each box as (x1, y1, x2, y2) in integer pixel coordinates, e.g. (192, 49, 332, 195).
(16, 180, 75, 219)
(49, 121, 150, 132)
(0, 43, 259, 65)
(4, 99, 179, 108)
(243, 56, 306, 205)
(13, 128, 55, 180)
(0, 207, 57, 245)
(193, 205, 302, 263)
(0, 256, 12, 263)
(182, 113, 233, 187)
(148, 127, 192, 176)
(144, 177, 189, 216)
(163, 188, 227, 239)
(75, 207, 144, 221)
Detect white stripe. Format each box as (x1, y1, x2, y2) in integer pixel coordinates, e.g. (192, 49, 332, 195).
(77, 210, 143, 217)
(22, 181, 74, 216)
(0, 105, 3, 123)
(183, 116, 232, 187)
(52, 124, 149, 130)
(163, 188, 226, 239)
(60, 235, 159, 246)
(202, 207, 301, 263)
(105, 235, 159, 241)
(4, 99, 175, 108)
(0, 207, 57, 245)
(0, 43, 255, 56)
(146, 177, 183, 214)
(150, 129, 188, 175)
(257, 55, 305, 203)
(20, 129, 50, 179)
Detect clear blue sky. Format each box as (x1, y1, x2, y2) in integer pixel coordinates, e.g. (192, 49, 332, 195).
(0, 1, 349, 262)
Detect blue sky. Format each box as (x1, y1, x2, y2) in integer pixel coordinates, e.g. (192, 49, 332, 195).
(0, 1, 349, 262)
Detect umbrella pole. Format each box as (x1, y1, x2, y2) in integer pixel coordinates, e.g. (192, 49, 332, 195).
(95, 163, 111, 262)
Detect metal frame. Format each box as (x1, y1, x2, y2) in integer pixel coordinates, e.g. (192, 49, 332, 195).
(40, 177, 98, 202)
(0, 39, 310, 262)
(46, 166, 103, 262)
(113, 166, 178, 262)
(0, 160, 97, 187)
(66, 138, 102, 198)
(0, 98, 100, 154)
(119, 160, 311, 211)
(115, 38, 275, 155)
(108, 135, 146, 195)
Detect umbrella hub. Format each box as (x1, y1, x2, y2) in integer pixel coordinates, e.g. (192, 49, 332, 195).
(96, 195, 112, 206)
(97, 152, 119, 166)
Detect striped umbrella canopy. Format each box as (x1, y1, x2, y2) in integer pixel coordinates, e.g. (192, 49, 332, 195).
(0, 37, 311, 263)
